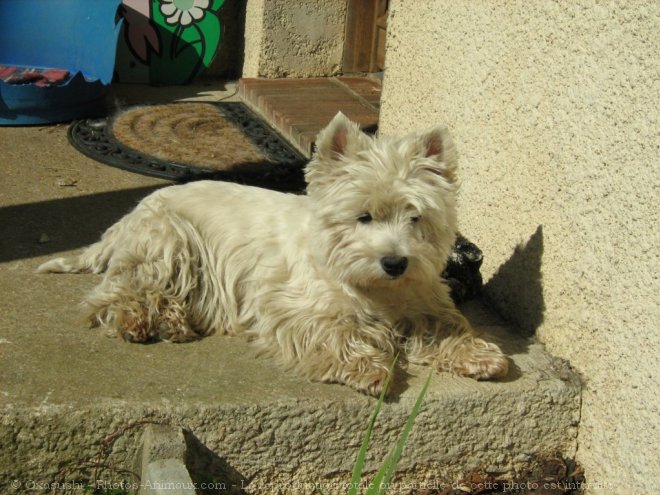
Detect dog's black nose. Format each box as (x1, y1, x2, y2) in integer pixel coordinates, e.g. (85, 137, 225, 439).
(380, 256, 408, 277)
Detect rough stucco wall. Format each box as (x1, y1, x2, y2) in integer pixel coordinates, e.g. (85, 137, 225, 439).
(242, 0, 346, 78)
(379, 1, 659, 493)
(242, 0, 266, 77)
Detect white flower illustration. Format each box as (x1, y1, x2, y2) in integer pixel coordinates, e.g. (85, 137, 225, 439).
(160, 0, 209, 27)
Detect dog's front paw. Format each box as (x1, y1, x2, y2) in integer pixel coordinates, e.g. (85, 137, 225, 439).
(451, 338, 509, 380)
(345, 366, 391, 397)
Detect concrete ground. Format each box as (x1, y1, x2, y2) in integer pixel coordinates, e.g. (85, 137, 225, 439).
(0, 81, 580, 494)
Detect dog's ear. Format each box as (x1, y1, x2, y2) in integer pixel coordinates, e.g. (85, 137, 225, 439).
(306, 113, 366, 195)
(415, 125, 458, 184)
(313, 112, 364, 161)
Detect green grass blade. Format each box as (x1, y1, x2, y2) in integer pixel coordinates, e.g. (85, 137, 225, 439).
(347, 354, 399, 495)
(368, 371, 433, 495)
(365, 444, 396, 495)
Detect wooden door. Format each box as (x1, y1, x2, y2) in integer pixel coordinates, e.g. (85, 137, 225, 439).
(343, 0, 389, 73)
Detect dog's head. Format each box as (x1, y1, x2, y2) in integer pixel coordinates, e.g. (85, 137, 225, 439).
(305, 112, 460, 289)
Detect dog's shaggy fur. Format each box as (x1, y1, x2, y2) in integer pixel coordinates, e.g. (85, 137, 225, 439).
(38, 113, 508, 395)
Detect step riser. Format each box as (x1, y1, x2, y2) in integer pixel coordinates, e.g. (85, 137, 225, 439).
(239, 77, 381, 157)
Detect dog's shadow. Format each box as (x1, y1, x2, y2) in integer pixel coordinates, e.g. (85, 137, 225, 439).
(490, 336, 526, 384)
(386, 367, 414, 402)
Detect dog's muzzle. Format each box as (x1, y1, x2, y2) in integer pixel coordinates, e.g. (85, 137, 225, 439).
(380, 256, 408, 278)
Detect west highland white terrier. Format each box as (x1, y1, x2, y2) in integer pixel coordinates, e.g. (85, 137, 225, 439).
(39, 113, 508, 395)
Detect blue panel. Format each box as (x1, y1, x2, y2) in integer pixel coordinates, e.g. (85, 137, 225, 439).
(0, 0, 122, 84)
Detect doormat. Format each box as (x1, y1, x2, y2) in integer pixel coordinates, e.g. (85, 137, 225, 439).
(68, 101, 307, 191)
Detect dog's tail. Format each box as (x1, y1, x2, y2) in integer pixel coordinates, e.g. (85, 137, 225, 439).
(36, 236, 114, 274)
(36, 207, 137, 275)
(37, 255, 86, 274)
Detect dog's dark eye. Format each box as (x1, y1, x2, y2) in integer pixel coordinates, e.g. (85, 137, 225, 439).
(357, 213, 373, 224)
(411, 216, 421, 224)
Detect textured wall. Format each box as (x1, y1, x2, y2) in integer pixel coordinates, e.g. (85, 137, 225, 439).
(242, 0, 266, 77)
(242, 0, 346, 78)
(379, 0, 659, 492)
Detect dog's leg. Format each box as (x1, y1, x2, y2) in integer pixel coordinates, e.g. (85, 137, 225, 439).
(250, 313, 397, 396)
(305, 353, 395, 397)
(84, 266, 198, 343)
(303, 343, 395, 397)
(290, 352, 391, 397)
(405, 308, 509, 380)
(78, 205, 207, 343)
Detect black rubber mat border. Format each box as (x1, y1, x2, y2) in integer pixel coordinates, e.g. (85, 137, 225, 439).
(68, 102, 308, 191)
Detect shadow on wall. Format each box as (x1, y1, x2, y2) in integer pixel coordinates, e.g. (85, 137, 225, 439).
(485, 225, 545, 337)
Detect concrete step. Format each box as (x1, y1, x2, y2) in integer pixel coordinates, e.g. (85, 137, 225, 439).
(239, 77, 381, 157)
(1, 283, 580, 495)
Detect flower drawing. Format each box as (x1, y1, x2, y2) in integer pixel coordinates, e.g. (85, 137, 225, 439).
(160, 0, 209, 26)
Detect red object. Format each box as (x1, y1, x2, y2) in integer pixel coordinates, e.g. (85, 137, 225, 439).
(0, 65, 70, 87)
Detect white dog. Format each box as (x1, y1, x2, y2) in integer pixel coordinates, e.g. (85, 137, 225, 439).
(39, 113, 508, 395)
